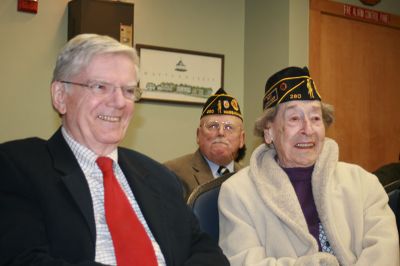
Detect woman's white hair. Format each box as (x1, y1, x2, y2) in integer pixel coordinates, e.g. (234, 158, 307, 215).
(253, 102, 334, 142)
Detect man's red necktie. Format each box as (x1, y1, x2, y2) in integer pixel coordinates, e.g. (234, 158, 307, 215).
(96, 157, 158, 266)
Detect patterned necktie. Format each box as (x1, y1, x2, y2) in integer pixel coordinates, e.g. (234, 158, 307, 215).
(217, 165, 230, 176)
(96, 157, 157, 266)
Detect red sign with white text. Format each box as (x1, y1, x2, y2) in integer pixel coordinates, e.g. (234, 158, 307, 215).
(343, 4, 390, 24)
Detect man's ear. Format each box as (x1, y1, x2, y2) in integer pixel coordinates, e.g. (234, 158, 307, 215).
(196, 127, 200, 144)
(51, 81, 67, 115)
(239, 130, 245, 148)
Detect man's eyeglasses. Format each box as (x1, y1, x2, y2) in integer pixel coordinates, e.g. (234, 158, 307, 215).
(59, 80, 142, 102)
(201, 121, 241, 134)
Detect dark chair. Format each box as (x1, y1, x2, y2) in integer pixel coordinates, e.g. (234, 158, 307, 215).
(373, 162, 400, 193)
(187, 173, 233, 241)
(388, 189, 400, 233)
(374, 163, 400, 239)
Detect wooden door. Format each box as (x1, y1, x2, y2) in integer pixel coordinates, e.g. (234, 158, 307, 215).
(310, 0, 400, 171)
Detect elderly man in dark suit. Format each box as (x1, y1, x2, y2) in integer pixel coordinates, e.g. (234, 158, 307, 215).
(164, 88, 246, 200)
(0, 34, 228, 266)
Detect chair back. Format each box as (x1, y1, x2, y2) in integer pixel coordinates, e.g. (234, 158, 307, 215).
(388, 189, 400, 233)
(374, 163, 400, 240)
(187, 173, 232, 241)
(373, 162, 400, 193)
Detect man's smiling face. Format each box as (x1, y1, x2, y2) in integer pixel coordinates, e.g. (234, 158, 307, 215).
(53, 53, 137, 155)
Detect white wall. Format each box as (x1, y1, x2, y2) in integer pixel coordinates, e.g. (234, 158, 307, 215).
(0, 0, 245, 164)
(126, 0, 245, 162)
(0, 0, 69, 141)
(244, 0, 289, 156)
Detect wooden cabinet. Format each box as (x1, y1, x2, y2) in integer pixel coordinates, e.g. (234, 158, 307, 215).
(68, 0, 134, 46)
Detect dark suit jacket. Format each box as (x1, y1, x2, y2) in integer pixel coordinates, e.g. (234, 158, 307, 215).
(164, 149, 242, 200)
(0, 129, 229, 266)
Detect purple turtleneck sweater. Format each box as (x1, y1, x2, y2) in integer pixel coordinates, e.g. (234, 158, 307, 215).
(282, 165, 322, 250)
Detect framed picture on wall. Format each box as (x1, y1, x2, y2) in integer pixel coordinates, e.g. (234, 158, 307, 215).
(136, 44, 224, 104)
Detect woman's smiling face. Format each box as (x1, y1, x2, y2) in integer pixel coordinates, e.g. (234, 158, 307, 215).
(264, 100, 326, 168)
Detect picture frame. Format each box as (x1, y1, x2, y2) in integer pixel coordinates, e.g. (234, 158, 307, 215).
(136, 44, 224, 104)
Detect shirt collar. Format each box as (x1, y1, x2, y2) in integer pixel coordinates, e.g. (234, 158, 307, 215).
(61, 127, 118, 171)
(203, 155, 234, 178)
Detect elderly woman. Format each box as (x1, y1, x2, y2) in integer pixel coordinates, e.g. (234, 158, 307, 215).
(218, 66, 399, 265)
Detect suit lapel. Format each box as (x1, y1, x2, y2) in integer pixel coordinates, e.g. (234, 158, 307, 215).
(47, 129, 96, 242)
(118, 151, 173, 265)
(47, 131, 175, 262)
(192, 149, 214, 185)
(233, 161, 243, 172)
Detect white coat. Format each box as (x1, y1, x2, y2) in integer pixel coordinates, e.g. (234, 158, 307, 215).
(219, 138, 399, 266)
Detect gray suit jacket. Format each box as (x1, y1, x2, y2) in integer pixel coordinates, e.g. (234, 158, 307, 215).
(164, 149, 243, 200)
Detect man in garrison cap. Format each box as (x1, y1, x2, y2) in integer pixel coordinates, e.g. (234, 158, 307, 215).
(164, 88, 246, 200)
